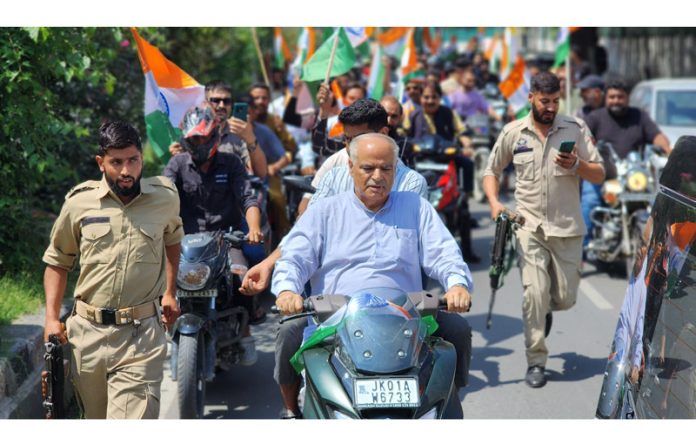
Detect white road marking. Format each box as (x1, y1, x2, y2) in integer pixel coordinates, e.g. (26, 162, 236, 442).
(580, 279, 614, 310)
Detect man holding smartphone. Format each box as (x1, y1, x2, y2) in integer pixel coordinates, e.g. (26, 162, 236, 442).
(482, 72, 605, 388)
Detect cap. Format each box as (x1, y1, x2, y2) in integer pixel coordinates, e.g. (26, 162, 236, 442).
(577, 74, 605, 91)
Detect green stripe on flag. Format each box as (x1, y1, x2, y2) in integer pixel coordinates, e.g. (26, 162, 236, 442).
(144, 111, 180, 163)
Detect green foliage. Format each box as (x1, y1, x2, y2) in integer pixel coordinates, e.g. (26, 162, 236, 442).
(0, 271, 44, 325)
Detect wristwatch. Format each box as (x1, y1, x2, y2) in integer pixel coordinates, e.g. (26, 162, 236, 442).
(247, 139, 258, 153)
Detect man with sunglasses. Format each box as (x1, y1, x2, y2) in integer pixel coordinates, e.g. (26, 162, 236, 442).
(170, 81, 268, 179)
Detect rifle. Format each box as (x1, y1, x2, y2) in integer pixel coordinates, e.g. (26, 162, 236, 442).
(487, 209, 524, 329)
(41, 335, 65, 419)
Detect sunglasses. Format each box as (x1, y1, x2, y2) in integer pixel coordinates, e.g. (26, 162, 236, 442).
(209, 97, 232, 106)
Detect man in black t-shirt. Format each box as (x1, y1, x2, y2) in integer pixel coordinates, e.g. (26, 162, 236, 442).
(581, 78, 671, 249)
(585, 79, 671, 159)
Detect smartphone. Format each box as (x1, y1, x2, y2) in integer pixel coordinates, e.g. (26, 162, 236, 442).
(558, 140, 576, 154)
(232, 102, 248, 121)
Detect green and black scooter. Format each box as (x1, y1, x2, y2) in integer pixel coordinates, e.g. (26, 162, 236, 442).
(276, 287, 462, 419)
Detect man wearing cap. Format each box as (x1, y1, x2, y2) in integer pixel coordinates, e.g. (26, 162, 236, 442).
(575, 74, 605, 122)
(43, 121, 184, 419)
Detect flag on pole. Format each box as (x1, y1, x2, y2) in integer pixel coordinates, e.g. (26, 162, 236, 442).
(274, 27, 292, 69)
(553, 27, 580, 68)
(367, 44, 386, 100)
(422, 27, 442, 55)
(396, 28, 425, 101)
(291, 27, 317, 74)
(300, 28, 356, 83)
(499, 55, 530, 114)
(131, 28, 205, 161)
(377, 27, 410, 57)
(344, 27, 374, 48)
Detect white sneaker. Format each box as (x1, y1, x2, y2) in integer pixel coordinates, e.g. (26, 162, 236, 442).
(239, 336, 258, 366)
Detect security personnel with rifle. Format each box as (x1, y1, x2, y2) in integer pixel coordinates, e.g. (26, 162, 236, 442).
(482, 72, 605, 388)
(42, 121, 183, 418)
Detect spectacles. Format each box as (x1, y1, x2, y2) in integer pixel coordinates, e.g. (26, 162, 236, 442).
(209, 97, 232, 106)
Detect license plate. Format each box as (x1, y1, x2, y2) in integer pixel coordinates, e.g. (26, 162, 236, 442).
(354, 378, 419, 408)
(176, 289, 217, 298)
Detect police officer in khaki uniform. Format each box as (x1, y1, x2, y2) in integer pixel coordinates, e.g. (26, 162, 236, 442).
(483, 72, 606, 388)
(43, 121, 184, 418)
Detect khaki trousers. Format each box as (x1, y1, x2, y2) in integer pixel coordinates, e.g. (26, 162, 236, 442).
(516, 227, 582, 367)
(65, 313, 168, 419)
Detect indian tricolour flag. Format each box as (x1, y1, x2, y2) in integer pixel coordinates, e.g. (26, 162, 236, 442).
(377, 27, 410, 58)
(396, 28, 425, 102)
(367, 44, 386, 100)
(131, 28, 205, 161)
(290, 27, 317, 76)
(274, 27, 292, 69)
(497, 28, 530, 114)
(553, 27, 580, 68)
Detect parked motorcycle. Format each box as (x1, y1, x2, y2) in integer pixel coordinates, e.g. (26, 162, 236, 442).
(585, 142, 666, 275)
(169, 230, 254, 418)
(276, 288, 462, 419)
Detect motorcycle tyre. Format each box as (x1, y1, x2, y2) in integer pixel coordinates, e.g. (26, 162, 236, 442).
(177, 333, 207, 419)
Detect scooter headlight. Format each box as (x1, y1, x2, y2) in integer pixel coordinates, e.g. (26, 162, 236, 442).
(626, 170, 648, 192)
(177, 263, 211, 290)
(602, 179, 622, 207)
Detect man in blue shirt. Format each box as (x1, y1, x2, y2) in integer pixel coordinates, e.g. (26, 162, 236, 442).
(272, 133, 474, 418)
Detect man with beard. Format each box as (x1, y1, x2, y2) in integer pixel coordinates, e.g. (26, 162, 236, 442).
(482, 72, 605, 388)
(582, 78, 671, 249)
(585, 78, 671, 159)
(380, 95, 415, 167)
(42, 121, 184, 418)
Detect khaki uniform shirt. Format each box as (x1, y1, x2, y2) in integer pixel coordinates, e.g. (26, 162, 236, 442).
(43, 176, 184, 309)
(483, 113, 603, 237)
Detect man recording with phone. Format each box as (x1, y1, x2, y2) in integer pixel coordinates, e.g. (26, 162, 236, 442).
(169, 81, 268, 179)
(482, 72, 605, 388)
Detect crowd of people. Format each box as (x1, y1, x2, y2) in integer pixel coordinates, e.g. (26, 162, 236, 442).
(41, 39, 680, 419)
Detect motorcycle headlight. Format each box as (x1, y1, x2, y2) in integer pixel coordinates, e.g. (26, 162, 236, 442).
(413, 144, 421, 153)
(602, 179, 622, 207)
(419, 406, 438, 419)
(444, 147, 457, 155)
(177, 263, 211, 290)
(626, 170, 648, 192)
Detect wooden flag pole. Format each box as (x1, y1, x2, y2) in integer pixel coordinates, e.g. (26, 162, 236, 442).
(251, 27, 271, 87)
(324, 29, 341, 85)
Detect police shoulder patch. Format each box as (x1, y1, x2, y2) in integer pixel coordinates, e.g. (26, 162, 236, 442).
(65, 180, 100, 199)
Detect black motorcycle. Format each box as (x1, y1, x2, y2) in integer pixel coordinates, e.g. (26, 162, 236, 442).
(169, 230, 254, 418)
(275, 288, 462, 419)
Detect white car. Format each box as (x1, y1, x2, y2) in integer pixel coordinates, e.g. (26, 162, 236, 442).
(629, 78, 696, 146)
